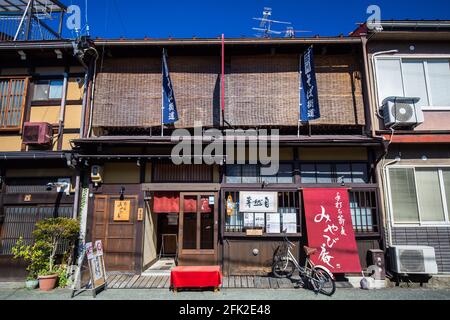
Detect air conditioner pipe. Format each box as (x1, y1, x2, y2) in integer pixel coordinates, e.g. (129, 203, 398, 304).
(370, 49, 399, 117)
(381, 157, 401, 247)
(364, 44, 400, 254)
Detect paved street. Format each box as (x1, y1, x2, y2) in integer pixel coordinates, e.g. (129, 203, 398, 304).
(0, 287, 449, 300)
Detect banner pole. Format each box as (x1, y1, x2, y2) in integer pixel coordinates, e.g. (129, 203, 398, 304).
(221, 34, 225, 128)
(161, 49, 164, 137)
(161, 86, 164, 137)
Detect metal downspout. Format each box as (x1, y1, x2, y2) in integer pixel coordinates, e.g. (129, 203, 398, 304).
(57, 70, 69, 150)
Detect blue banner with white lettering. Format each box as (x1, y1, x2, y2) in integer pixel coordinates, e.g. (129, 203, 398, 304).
(300, 46, 321, 122)
(162, 48, 179, 125)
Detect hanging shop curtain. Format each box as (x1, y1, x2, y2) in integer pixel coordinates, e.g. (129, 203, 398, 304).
(153, 192, 180, 213)
(182, 197, 212, 213)
(153, 193, 212, 214)
(302, 188, 361, 273)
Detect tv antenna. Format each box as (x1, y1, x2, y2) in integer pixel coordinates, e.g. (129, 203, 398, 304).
(34, 0, 56, 20)
(252, 7, 291, 38)
(284, 26, 311, 38)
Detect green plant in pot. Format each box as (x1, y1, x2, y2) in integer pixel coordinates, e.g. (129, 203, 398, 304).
(13, 217, 79, 291)
(12, 238, 50, 290)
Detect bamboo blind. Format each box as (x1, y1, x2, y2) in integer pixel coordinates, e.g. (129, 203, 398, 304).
(93, 53, 365, 129)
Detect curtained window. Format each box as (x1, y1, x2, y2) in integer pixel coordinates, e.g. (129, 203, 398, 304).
(388, 167, 450, 224)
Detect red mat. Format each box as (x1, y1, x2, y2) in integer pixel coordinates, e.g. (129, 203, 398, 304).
(170, 266, 223, 289)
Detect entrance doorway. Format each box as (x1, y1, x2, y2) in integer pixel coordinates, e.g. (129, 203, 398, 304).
(92, 195, 139, 272)
(178, 193, 218, 266)
(146, 192, 219, 271)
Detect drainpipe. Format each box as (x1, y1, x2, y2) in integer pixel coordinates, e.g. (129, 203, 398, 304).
(72, 172, 81, 220)
(361, 36, 375, 138)
(362, 36, 401, 255)
(79, 66, 90, 139)
(76, 43, 99, 139)
(368, 49, 399, 243)
(381, 157, 400, 247)
(57, 70, 69, 151)
(86, 48, 99, 138)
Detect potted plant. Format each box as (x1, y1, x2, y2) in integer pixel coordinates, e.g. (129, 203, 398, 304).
(12, 217, 79, 291)
(12, 238, 50, 290)
(25, 276, 40, 290)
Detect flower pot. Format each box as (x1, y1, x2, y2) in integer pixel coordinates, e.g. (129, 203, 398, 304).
(38, 274, 58, 291)
(25, 279, 39, 290)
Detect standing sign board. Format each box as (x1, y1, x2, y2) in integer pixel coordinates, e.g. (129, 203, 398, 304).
(87, 241, 107, 295)
(71, 240, 107, 299)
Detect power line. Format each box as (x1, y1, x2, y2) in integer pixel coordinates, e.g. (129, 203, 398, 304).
(112, 0, 127, 37)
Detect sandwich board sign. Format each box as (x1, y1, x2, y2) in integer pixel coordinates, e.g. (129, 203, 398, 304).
(71, 240, 107, 298)
(87, 241, 107, 297)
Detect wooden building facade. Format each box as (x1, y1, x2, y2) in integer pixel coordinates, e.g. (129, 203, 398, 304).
(72, 37, 385, 277)
(0, 41, 89, 280)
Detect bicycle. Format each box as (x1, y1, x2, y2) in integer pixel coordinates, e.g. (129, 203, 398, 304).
(272, 233, 336, 296)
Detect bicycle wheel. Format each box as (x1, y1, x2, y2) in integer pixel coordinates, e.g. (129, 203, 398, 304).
(311, 268, 336, 296)
(272, 259, 295, 278)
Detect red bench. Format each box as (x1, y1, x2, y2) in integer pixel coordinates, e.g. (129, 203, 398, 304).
(170, 266, 223, 292)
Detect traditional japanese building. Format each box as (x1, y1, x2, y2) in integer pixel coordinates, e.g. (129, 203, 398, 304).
(0, 1, 396, 284)
(71, 36, 385, 278)
(0, 1, 92, 281)
(354, 20, 450, 278)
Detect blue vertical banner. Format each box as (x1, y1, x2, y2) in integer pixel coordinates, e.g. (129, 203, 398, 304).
(162, 48, 179, 125)
(300, 46, 321, 122)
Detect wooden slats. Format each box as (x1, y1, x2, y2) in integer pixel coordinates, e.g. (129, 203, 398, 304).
(0, 77, 27, 130)
(0, 205, 73, 255)
(106, 274, 298, 289)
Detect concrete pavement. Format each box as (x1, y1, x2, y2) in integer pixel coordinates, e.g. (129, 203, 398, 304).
(0, 287, 449, 300)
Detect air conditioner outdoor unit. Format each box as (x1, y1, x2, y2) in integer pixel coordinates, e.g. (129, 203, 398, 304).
(22, 122, 53, 146)
(382, 96, 424, 128)
(389, 246, 438, 275)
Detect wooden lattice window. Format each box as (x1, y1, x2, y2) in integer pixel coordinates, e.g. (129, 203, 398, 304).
(0, 77, 29, 130)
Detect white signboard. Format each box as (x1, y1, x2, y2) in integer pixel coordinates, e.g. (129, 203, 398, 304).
(244, 213, 254, 228)
(92, 256, 103, 281)
(95, 240, 104, 256)
(266, 213, 281, 234)
(255, 213, 266, 228)
(85, 242, 94, 260)
(282, 213, 298, 234)
(239, 192, 278, 213)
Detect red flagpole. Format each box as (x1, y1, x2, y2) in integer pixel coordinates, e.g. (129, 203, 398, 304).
(221, 34, 225, 127)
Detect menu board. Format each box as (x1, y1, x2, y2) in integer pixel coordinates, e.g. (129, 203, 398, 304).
(244, 213, 254, 228)
(266, 213, 281, 234)
(282, 213, 298, 234)
(255, 213, 266, 228)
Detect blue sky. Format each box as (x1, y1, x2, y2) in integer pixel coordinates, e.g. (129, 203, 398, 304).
(65, 0, 450, 39)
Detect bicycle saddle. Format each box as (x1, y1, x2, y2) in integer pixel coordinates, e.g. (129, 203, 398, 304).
(303, 246, 318, 256)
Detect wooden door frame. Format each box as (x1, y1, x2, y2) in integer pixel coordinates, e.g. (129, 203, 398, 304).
(178, 192, 218, 257)
(92, 194, 139, 272)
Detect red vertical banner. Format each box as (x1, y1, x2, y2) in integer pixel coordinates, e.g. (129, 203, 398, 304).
(303, 188, 362, 273)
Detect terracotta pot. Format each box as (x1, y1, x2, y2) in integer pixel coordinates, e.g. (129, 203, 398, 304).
(38, 274, 58, 291)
